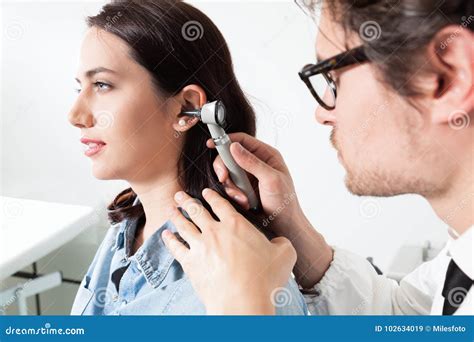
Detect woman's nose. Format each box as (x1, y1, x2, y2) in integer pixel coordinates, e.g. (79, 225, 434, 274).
(68, 97, 94, 128)
(315, 105, 336, 126)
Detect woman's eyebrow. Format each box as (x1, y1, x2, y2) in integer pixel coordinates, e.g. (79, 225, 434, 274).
(75, 67, 117, 83)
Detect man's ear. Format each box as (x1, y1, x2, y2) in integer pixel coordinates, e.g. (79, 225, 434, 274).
(427, 25, 473, 128)
(172, 84, 207, 132)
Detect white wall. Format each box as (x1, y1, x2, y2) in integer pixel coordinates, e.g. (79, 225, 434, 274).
(1, 0, 449, 314)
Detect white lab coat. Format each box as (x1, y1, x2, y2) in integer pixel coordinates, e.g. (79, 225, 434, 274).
(303, 227, 473, 315)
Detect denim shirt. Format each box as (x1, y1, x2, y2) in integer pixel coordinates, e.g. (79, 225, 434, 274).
(71, 197, 308, 315)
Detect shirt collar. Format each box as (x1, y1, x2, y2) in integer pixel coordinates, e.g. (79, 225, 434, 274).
(447, 226, 473, 280)
(113, 195, 179, 288)
(112, 195, 142, 251)
(133, 220, 178, 288)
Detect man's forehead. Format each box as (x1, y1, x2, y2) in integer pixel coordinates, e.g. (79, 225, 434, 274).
(315, 9, 351, 60)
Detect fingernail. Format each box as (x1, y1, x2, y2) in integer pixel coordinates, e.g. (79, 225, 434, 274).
(175, 191, 185, 201)
(162, 230, 172, 239)
(234, 195, 243, 202)
(202, 188, 210, 196)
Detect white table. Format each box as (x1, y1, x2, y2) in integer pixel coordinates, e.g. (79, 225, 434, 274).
(0, 196, 95, 314)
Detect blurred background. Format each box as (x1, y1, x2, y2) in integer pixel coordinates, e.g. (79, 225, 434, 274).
(1, 0, 449, 315)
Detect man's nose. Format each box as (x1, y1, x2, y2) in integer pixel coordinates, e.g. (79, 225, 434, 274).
(68, 96, 94, 129)
(315, 105, 336, 126)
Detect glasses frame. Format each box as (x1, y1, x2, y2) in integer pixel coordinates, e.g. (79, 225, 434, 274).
(298, 46, 369, 110)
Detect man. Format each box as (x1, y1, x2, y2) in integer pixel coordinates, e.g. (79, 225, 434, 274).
(162, 0, 473, 315)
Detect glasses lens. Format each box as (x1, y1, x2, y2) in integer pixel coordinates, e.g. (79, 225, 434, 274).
(308, 73, 336, 109)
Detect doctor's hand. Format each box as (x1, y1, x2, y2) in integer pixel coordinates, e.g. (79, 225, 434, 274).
(161, 188, 296, 315)
(207, 133, 333, 288)
(207, 133, 306, 239)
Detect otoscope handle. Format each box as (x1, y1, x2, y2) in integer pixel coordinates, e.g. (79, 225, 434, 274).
(214, 135, 260, 211)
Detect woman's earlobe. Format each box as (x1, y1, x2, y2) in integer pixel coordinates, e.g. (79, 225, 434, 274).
(173, 116, 200, 132)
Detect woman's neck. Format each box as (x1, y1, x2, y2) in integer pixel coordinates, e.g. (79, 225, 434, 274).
(129, 173, 182, 245)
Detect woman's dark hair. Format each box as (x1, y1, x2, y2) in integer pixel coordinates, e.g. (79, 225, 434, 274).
(87, 0, 273, 236)
(307, 0, 473, 98)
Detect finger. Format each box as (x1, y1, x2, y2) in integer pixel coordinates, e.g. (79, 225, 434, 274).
(162, 229, 190, 266)
(212, 156, 250, 209)
(201, 188, 238, 220)
(213, 156, 246, 194)
(212, 155, 229, 183)
(174, 191, 215, 230)
(206, 138, 215, 148)
(168, 206, 201, 245)
(207, 133, 286, 172)
(223, 185, 250, 210)
(229, 142, 280, 182)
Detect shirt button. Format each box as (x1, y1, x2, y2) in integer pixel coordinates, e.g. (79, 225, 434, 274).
(121, 257, 127, 264)
(122, 300, 127, 305)
(112, 295, 119, 302)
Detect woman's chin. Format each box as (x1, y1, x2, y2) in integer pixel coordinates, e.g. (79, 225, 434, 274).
(91, 165, 117, 180)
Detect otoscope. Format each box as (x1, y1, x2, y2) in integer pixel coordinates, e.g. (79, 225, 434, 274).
(180, 100, 260, 211)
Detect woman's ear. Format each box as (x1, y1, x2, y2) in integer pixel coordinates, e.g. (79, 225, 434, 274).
(172, 84, 207, 132)
(427, 25, 473, 127)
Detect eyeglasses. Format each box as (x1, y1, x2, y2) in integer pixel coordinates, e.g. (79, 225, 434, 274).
(298, 46, 369, 110)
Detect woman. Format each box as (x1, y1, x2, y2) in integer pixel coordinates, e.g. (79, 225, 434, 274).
(68, 0, 307, 315)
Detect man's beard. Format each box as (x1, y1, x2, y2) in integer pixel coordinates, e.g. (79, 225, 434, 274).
(329, 129, 439, 197)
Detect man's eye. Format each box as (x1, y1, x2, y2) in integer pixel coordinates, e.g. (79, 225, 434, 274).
(328, 71, 339, 86)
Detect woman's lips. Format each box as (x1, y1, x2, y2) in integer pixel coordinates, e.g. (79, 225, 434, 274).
(80, 137, 106, 157)
(84, 142, 106, 157)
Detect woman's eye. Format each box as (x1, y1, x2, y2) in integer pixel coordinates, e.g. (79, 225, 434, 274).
(94, 81, 111, 91)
